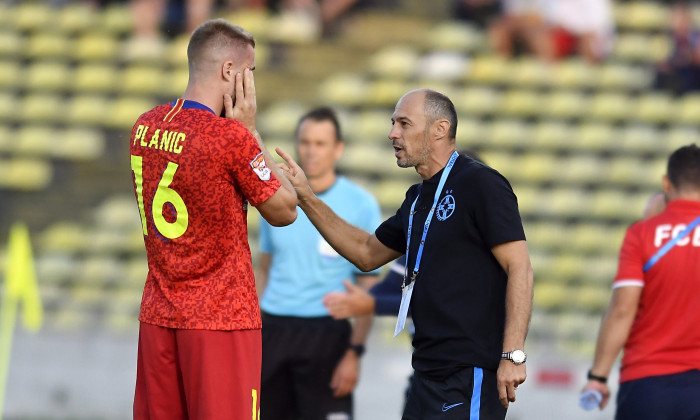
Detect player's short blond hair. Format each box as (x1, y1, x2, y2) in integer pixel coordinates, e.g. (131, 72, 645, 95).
(187, 19, 255, 74)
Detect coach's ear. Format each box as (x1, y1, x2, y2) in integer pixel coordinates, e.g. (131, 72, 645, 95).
(431, 118, 450, 141)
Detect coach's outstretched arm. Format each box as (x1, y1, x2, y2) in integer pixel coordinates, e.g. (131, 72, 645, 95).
(277, 148, 400, 271)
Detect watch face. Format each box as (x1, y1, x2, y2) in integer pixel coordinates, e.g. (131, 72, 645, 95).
(512, 350, 526, 364)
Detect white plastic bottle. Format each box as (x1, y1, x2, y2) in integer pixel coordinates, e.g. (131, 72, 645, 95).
(579, 389, 603, 411)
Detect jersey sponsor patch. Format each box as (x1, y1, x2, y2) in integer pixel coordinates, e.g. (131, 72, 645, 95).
(250, 152, 271, 181)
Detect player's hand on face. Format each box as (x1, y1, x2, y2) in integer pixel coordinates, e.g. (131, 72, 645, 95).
(497, 359, 526, 408)
(275, 147, 313, 198)
(224, 68, 257, 132)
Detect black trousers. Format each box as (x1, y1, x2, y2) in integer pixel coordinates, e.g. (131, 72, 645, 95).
(261, 313, 352, 420)
(402, 367, 506, 420)
(616, 369, 700, 420)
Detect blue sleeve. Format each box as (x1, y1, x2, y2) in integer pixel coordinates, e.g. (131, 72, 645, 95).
(370, 257, 405, 315)
(258, 218, 272, 254)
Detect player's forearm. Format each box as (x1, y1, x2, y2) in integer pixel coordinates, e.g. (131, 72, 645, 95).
(590, 302, 635, 377)
(502, 262, 533, 351)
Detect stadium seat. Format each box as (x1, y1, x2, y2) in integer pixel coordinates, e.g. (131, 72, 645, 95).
(541, 89, 589, 120)
(664, 126, 700, 153)
(36, 252, 77, 286)
(66, 95, 111, 126)
(525, 221, 572, 251)
(318, 73, 368, 107)
(106, 96, 159, 130)
(613, 33, 671, 63)
(499, 89, 542, 117)
(574, 121, 616, 152)
(588, 92, 633, 122)
(556, 153, 607, 185)
(24, 31, 71, 60)
(257, 101, 304, 137)
(15, 125, 54, 157)
(0, 60, 20, 90)
(56, 3, 97, 34)
(530, 120, 573, 151)
(0, 124, 10, 153)
(487, 118, 533, 148)
(71, 31, 121, 62)
(100, 3, 133, 36)
(119, 63, 166, 95)
(596, 62, 651, 91)
(633, 92, 675, 124)
(372, 179, 414, 210)
(575, 284, 611, 312)
(614, 1, 669, 31)
(0, 157, 52, 191)
(454, 85, 501, 117)
(23, 60, 72, 93)
(425, 20, 484, 52)
(58, 127, 106, 161)
(367, 78, 410, 107)
(352, 109, 392, 144)
(508, 57, 551, 88)
(584, 253, 620, 285)
(465, 55, 509, 84)
(415, 51, 468, 82)
(0, 30, 24, 58)
(618, 123, 664, 155)
(40, 222, 88, 253)
(538, 187, 592, 219)
(94, 196, 142, 231)
(533, 281, 570, 310)
(674, 94, 700, 125)
(549, 59, 596, 89)
(124, 257, 148, 289)
(513, 151, 557, 185)
(568, 222, 625, 255)
(455, 116, 486, 148)
(511, 184, 539, 216)
(223, 8, 271, 41)
(13, 2, 52, 32)
(368, 45, 419, 79)
(164, 65, 189, 98)
(78, 255, 125, 286)
(18, 93, 65, 124)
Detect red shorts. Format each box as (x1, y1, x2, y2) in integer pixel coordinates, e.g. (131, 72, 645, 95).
(134, 322, 262, 420)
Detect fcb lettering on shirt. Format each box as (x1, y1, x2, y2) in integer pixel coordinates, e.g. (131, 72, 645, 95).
(654, 223, 700, 247)
(133, 124, 186, 154)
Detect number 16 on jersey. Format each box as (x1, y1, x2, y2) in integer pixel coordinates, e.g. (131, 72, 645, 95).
(131, 155, 190, 239)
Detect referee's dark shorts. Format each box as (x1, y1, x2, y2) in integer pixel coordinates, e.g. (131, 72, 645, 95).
(402, 366, 506, 420)
(616, 369, 700, 420)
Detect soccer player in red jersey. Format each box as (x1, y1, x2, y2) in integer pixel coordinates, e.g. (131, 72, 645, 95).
(583, 144, 700, 420)
(129, 19, 297, 420)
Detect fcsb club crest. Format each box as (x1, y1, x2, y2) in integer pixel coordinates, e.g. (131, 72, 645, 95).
(436, 193, 455, 221)
(250, 152, 271, 181)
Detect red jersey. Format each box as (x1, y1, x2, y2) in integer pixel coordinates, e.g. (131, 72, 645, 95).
(129, 99, 280, 330)
(613, 200, 700, 382)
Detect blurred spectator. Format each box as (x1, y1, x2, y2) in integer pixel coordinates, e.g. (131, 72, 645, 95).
(266, 0, 366, 38)
(453, 0, 503, 29)
(490, 0, 614, 63)
(653, 2, 700, 95)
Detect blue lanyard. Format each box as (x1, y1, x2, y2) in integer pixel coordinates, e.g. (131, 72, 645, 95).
(643, 214, 700, 272)
(403, 151, 459, 288)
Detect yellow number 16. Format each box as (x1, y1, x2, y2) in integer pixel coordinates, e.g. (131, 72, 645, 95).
(131, 155, 189, 239)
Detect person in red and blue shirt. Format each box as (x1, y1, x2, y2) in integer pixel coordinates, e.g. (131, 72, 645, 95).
(129, 18, 297, 420)
(583, 144, 700, 420)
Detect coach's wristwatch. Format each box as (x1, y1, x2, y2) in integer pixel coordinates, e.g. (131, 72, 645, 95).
(502, 349, 527, 365)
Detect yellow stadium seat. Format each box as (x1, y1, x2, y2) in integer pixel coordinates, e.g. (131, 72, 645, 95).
(164, 65, 189, 98)
(534, 282, 570, 310)
(368, 45, 419, 79)
(508, 57, 551, 88)
(223, 9, 271, 40)
(166, 34, 190, 68)
(488, 118, 532, 148)
(18, 93, 65, 124)
(590, 188, 634, 219)
(23, 60, 71, 92)
(40, 222, 88, 253)
(575, 284, 611, 311)
(0, 91, 17, 122)
(549, 59, 596, 89)
(455, 117, 486, 148)
(106, 96, 159, 130)
(574, 121, 616, 152)
(58, 127, 106, 161)
(266, 10, 320, 44)
(499, 89, 541, 117)
(556, 154, 607, 185)
(585, 254, 620, 285)
(619, 123, 664, 155)
(0, 30, 24, 57)
(596, 62, 651, 91)
(415, 51, 468, 82)
(614, 1, 669, 31)
(0, 124, 11, 153)
(587, 92, 632, 122)
(674, 94, 700, 125)
(479, 150, 514, 175)
(100, 3, 133, 35)
(517, 152, 558, 184)
(0, 60, 20, 90)
(119, 63, 166, 95)
(511, 184, 540, 216)
(367, 78, 409, 107)
(373, 179, 414, 210)
(50, 307, 90, 331)
(664, 126, 699, 153)
(15, 125, 54, 157)
(56, 3, 97, 34)
(525, 221, 572, 250)
(465, 55, 509, 84)
(71, 63, 118, 94)
(455, 86, 501, 116)
(66, 95, 111, 126)
(540, 187, 592, 218)
(13, 2, 52, 32)
(633, 92, 675, 124)
(0, 157, 52, 191)
(614, 33, 671, 63)
(541, 90, 589, 119)
(257, 101, 304, 137)
(124, 257, 148, 289)
(318, 73, 368, 107)
(71, 31, 121, 62)
(569, 223, 622, 254)
(352, 109, 391, 144)
(425, 20, 484, 52)
(24, 31, 70, 60)
(530, 120, 572, 150)
(36, 252, 76, 285)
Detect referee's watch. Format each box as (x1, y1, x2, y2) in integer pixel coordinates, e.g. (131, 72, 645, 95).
(349, 344, 365, 357)
(502, 349, 527, 365)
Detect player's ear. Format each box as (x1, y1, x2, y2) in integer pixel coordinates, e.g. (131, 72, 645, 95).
(222, 62, 234, 82)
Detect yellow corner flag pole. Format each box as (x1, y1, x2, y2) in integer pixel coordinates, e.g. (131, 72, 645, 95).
(0, 222, 43, 419)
